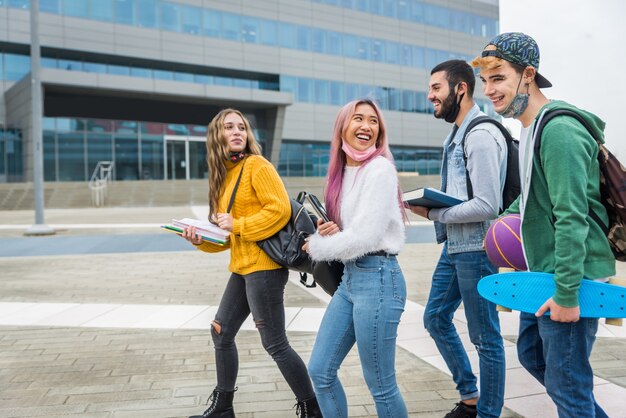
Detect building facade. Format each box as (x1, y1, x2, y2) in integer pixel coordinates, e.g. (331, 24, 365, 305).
(0, 0, 498, 183)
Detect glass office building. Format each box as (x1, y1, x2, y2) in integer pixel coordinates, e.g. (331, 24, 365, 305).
(0, 0, 498, 182)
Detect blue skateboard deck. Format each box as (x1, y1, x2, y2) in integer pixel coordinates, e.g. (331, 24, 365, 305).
(478, 272, 626, 318)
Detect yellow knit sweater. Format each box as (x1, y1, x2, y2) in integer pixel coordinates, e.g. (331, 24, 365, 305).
(195, 155, 290, 275)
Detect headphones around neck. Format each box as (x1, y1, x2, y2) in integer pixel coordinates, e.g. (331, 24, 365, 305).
(229, 152, 246, 163)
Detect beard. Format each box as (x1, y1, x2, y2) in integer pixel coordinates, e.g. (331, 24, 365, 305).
(434, 90, 459, 123)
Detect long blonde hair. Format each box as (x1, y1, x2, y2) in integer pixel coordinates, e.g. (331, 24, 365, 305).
(206, 108, 262, 221)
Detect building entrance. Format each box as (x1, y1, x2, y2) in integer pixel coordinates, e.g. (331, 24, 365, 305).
(164, 136, 207, 180)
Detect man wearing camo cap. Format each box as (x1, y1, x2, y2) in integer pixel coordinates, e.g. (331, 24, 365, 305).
(472, 32, 615, 418)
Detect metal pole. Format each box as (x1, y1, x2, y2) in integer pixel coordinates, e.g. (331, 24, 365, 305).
(25, 0, 54, 236)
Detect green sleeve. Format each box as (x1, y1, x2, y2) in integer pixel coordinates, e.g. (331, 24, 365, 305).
(541, 120, 596, 307)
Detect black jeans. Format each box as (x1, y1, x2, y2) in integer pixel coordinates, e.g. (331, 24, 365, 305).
(212, 268, 315, 401)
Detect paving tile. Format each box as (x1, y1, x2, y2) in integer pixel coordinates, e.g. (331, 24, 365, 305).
(0, 213, 624, 417)
(286, 307, 325, 332)
(33, 303, 121, 327)
(0, 303, 77, 325)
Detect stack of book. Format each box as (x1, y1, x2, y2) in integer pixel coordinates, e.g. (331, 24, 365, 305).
(161, 218, 230, 245)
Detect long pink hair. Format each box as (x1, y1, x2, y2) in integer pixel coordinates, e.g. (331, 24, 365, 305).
(324, 99, 406, 226)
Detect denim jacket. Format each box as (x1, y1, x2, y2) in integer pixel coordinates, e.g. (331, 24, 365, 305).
(432, 105, 507, 254)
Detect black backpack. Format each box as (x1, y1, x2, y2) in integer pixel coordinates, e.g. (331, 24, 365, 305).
(257, 191, 316, 276)
(533, 109, 626, 261)
(256, 191, 344, 295)
(227, 163, 316, 277)
(228, 162, 344, 292)
(462, 116, 521, 211)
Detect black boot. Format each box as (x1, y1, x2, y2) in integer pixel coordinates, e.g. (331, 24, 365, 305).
(189, 388, 236, 418)
(295, 397, 323, 417)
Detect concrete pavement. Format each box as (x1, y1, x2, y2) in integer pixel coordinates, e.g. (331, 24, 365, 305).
(0, 207, 625, 417)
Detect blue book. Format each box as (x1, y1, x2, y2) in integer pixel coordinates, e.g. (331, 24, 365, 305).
(403, 187, 463, 208)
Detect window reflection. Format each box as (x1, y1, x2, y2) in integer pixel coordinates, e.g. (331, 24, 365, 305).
(182, 5, 201, 34)
(137, 0, 157, 28)
(8, 116, 450, 182)
(259, 20, 277, 45)
(115, 134, 139, 180)
(32, 118, 222, 182)
(63, 0, 87, 18)
(160, 2, 180, 32)
(114, 0, 134, 25)
(221, 14, 240, 41)
(40, 0, 60, 13)
(276, 141, 445, 178)
(24, 0, 497, 63)
(43, 131, 57, 181)
(391, 146, 442, 175)
(83, 62, 107, 73)
(242, 17, 258, 43)
(141, 134, 164, 179)
(1, 46, 479, 114)
(58, 132, 86, 181)
(5, 54, 29, 81)
(90, 0, 113, 21)
(9, 0, 29, 9)
(203, 10, 220, 37)
(2, 130, 23, 182)
(188, 141, 207, 179)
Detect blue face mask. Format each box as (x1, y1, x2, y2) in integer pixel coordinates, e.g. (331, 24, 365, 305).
(498, 74, 529, 119)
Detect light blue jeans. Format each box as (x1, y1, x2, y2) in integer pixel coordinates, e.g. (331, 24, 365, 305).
(517, 313, 608, 418)
(423, 244, 505, 418)
(308, 254, 408, 418)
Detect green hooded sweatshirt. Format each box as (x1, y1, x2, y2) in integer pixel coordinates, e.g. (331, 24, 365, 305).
(504, 100, 616, 307)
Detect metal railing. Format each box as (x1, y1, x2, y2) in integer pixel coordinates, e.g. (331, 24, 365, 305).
(89, 161, 114, 207)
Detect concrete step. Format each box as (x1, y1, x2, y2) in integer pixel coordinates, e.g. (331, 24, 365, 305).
(0, 175, 439, 210)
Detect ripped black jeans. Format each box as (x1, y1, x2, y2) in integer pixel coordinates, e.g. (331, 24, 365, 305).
(212, 268, 315, 401)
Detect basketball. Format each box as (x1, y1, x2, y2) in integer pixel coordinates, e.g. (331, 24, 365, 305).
(485, 214, 527, 271)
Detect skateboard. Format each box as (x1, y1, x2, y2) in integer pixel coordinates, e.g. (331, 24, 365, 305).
(477, 271, 626, 319)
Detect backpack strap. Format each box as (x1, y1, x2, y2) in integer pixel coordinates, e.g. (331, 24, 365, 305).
(533, 109, 601, 152)
(462, 116, 512, 201)
(532, 109, 607, 232)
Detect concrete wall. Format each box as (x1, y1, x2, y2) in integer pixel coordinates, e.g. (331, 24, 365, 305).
(0, 174, 441, 210)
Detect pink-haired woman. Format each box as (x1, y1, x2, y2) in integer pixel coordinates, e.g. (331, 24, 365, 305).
(303, 99, 408, 417)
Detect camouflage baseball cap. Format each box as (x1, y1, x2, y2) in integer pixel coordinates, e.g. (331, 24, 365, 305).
(482, 32, 552, 88)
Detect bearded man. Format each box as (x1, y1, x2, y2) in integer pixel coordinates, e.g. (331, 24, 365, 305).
(408, 59, 507, 418)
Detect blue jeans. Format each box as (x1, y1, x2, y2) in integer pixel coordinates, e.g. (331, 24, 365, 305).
(517, 312, 608, 418)
(308, 254, 408, 418)
(423, 244, 505, 418)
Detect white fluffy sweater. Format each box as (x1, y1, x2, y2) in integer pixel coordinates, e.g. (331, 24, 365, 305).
(309, 156, 405, 262)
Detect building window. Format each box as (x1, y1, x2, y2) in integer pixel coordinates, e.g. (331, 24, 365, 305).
(57, 131, 86, 181)
(221, 13, 241, 41)
(114, 0, 134, 25)
(136, 0, 158, 28)
(62, 0, 88, 18)
(181, 5, 201, 34)
(4, 54, 29, 81)
(160, 2, 181, 32)
(278, 141, 331, 177)
(40, 0, 60, 14)
(89, 0, 113, 21)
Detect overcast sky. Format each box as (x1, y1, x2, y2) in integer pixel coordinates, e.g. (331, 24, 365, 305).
(498, 0, 626, 159)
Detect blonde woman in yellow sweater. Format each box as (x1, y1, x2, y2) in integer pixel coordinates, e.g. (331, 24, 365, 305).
(183, 109, 321, 418)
